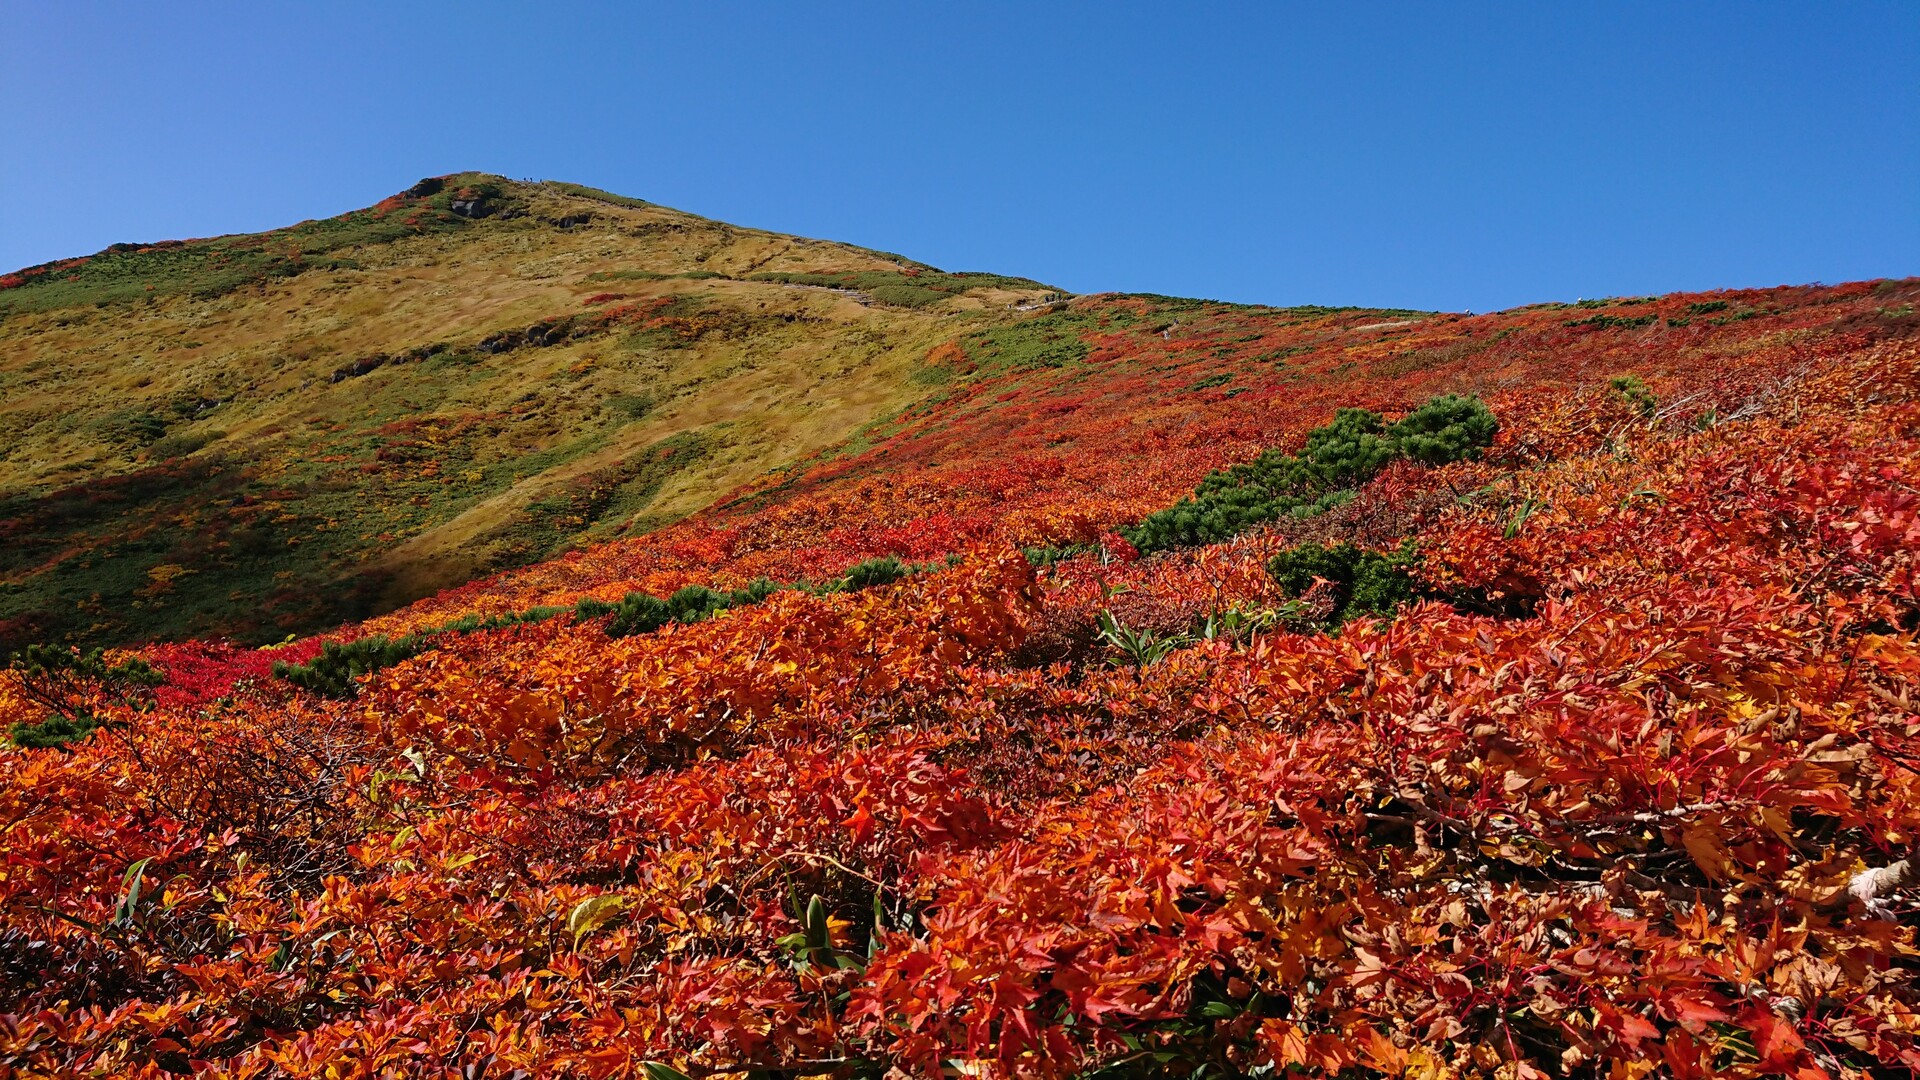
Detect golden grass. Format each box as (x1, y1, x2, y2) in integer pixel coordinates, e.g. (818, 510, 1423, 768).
(0, 177, 1059, 632)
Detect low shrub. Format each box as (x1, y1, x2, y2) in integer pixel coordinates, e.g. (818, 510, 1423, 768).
(272, 635, 425, 700)
(10, 712, 104, 750)
(6, 644, 163, 749)
(665, 585, 730, 623)
(1610, 374, 1658, 417)
(602, 593, 672, 638)
(1267, 541, 1418, 627)
(838, 556, 909, 591)
(1125, 395, 1497, 553)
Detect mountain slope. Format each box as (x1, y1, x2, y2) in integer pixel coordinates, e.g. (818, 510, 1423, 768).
(2, 183, 1920, 1076)
(0, 174, 1062, 650)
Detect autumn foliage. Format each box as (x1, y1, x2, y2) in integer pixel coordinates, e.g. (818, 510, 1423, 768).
(2, 279, 1919, 1077)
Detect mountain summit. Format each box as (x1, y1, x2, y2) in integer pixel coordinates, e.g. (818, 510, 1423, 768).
(0, 174, 1061, 649)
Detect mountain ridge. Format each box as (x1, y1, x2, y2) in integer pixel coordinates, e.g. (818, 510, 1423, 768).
(4, 177, 1920, 1076)
(2, 176, 1915, 659)
(0, 173, 1067, 650)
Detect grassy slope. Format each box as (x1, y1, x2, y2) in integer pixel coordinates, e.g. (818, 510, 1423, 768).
(362, 278, 1919, 637)
(0, 174, 1062, 651)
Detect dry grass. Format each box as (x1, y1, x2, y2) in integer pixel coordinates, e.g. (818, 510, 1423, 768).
(0, 177, 1061, 646)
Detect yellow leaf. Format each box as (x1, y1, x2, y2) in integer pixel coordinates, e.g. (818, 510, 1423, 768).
(567, 894, 628, 947)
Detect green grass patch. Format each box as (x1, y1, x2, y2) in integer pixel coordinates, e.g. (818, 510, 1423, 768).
(958, 309, 1103, 372)
(748, 268, 1058, 309)
(586, 269, 729, 283)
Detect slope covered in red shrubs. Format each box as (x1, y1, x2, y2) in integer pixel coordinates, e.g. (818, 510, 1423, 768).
(2, 278, 1919, 1078)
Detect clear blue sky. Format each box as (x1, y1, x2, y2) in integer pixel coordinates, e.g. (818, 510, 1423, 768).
(3, 3, 1914, 312)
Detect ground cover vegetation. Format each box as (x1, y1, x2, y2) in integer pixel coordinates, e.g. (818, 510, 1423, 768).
(2, 182, 1920, 1077)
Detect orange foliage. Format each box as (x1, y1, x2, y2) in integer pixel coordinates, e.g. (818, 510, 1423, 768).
(3, 281, 1919, 1077)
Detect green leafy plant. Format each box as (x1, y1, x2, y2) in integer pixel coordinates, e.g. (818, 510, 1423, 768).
(1096, 610, 1187, 670)
(1195, 600, 1307, 642)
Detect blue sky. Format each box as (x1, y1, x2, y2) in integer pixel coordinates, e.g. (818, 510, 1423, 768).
(3, 3, 1914, 312)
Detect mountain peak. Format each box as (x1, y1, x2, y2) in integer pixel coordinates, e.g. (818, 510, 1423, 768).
(0, 176, 1065, 648)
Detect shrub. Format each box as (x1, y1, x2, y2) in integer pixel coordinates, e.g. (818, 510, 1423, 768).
(726, 578, 785, 606)
(1267, 541, 1418, 627)
(1567, 313, 1657, 330)
(960, 312, 1097, 371)
(582, 578, 788, 640)
(604, 593, 672, 638)
(272, 605, 580, 700)
(1609, 375, 1658, 418)
(1125, 395, 1498, 553)
(572, 596, 617, 620)
(436, 606, 568, 634)
(665, 585, 730, 623)
(605, 393, 656, 421)
(1389, 393, 1499, 466)
(867, 284, 950, 308)
(145, 432, 217, 460)
(1300, 407, 1401, 487)
(273, 636, 426, 700)
(1022, 544, 1096, 568)
(118, 413, 171, 445)
(10, 712, 104, 750)
(6, 644, 163, 749)
(838, 557, 909, 592)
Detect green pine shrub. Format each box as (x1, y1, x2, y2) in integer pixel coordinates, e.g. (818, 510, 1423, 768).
(726, 578, 785, 606)
(838, 557, 910, 592)
(603, 593, 673, 638)
(1124, 394, 1497, 553)
(6, 644, 164, 749)
(10, 712, 104, 750)
(272, 635, 427, 700)
(1609, 375, 1658, 417)
(1267, 541, 1419, 628)
(276, 557, 923, 698)
(665, 586, 730, 624)
(1389, 394, 1501, 466)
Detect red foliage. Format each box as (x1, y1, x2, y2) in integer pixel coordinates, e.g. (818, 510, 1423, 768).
(3, 280, 1919, 1076)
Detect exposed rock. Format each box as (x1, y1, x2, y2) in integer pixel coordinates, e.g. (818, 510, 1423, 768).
(329, 354, 389, 382)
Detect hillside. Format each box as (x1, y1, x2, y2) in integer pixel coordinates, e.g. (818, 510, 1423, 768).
(0, 174, 1061, 651)
(2, 183, 1920, 1077)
